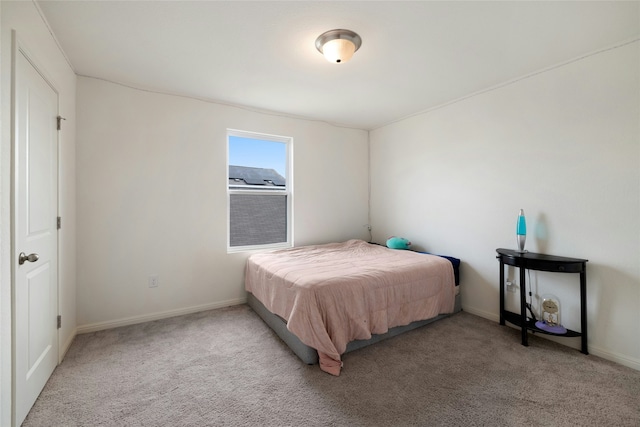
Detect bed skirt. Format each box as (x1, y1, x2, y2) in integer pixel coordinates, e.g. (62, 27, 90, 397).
(247, 290, 462, 365)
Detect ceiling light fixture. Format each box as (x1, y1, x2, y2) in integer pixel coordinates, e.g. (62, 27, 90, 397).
(315, 29, 362, 64)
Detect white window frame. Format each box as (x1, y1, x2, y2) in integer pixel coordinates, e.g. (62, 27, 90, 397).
(227, 129, 293, 252)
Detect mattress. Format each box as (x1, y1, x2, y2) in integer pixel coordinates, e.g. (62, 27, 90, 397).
(245, 239, 460, 375)
(247, 289, 461, 366)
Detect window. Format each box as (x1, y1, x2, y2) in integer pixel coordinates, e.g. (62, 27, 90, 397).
(227, 129, 292, 251)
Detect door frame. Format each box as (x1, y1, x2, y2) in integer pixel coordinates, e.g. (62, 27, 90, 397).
(10, 31, 61, 427)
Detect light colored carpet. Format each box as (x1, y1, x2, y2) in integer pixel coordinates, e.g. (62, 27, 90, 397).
(23, 306, 640, 426)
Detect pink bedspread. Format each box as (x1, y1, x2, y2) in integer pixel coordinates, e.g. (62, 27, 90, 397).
(245, 239, 456, 375)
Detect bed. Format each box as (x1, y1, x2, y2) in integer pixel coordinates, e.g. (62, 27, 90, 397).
(245, 239, 461, 375)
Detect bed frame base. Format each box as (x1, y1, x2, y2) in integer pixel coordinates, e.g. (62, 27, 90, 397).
(247, 292, 462, 365)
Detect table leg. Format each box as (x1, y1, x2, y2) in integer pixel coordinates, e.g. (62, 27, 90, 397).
(499, 259, 505, 326)
(519, 267, 528, 346)
(580, 269, 588, 354)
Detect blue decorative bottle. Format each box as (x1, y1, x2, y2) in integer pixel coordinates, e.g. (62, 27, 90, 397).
(516, 209, 527, 253)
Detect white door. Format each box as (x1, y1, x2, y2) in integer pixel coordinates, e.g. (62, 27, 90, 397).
(13, 47, 59, 426)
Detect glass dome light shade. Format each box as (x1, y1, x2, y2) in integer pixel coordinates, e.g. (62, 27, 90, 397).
(321, 38, 356, 63)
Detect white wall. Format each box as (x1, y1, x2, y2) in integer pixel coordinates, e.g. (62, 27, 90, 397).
(370, 41, 640, 369)
(0, 1, 77, 425)
(75, 76, 369, 330)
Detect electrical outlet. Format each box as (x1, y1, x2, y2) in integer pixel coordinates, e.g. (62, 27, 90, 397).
(148, 275, 159, 288)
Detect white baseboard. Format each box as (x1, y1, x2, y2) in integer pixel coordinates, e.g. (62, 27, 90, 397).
(588, 345, 640, 371)
(59, 328, 77, 362)
(76, 297, 247, 334)
(461, 305, 499, 323)
(462, 304, 640, 372)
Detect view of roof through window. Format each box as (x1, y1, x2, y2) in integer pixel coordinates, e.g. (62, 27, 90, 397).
(228, 165, 285, 187)
(228, 136, 286, 188)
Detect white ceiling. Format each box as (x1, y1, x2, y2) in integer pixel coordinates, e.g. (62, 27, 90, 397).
(37, 1, 639, 130)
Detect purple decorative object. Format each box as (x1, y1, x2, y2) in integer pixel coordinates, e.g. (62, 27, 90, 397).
(535, 320, 567, 335)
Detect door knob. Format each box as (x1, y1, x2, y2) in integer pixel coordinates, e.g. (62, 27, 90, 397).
(18, 252, 39, 265)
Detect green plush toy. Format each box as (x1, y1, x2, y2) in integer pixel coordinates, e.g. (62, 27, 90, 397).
(386, 236, 411, 250)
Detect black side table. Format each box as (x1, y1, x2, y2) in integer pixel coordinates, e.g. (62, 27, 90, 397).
(497, 248, 589, 354)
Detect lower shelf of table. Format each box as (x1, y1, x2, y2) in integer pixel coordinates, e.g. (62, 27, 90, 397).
(502, 310, 582, 338)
